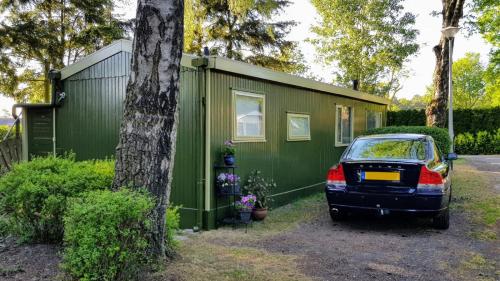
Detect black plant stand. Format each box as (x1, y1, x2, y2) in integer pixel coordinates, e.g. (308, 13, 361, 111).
(214, 164, 251, 231)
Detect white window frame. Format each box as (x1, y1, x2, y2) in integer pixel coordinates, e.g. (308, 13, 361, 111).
(335, 105, 354, 147)
(287, 113, 311, 141)
(232, 90, 266, 142)
(366, 111, 383, 130)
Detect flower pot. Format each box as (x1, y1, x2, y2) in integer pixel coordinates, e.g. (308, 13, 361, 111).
(224, 155, 235, 166)
(252, 208, 268, 221)
(239, 210, 252, 223)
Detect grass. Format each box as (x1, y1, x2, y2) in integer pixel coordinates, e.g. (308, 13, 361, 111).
(452, 160, 500, 229)
(151, 194, 325, 281)
(456, 252, 498, 281)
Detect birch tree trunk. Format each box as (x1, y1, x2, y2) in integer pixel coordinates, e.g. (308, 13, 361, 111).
(113, 0, 184, 260)
(426, 0, 465, 127)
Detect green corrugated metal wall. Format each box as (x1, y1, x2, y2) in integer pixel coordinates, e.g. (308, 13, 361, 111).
(54, 52, 203, 228)
(25, 51, 387, 230)
(206, 70, 386, 227)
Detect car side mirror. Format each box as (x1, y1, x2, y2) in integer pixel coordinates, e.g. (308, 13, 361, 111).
(445, 153, 458, 161)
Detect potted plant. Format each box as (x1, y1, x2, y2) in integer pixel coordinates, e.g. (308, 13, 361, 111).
(223, 140, 236, 166)
(216, 172, 241, 195)
(235, 194, 256, 223)
(243, 170, 276, 221)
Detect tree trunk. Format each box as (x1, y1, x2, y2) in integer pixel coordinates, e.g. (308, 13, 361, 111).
(426, 0, 465, 127)
(113, 0, 184, 260)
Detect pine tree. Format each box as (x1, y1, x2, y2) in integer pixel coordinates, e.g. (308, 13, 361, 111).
(0, 0, 130, 102)
(184, 0, 306, 74)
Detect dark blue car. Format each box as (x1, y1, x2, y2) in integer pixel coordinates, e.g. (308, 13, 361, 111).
(325, 134, 457, 229)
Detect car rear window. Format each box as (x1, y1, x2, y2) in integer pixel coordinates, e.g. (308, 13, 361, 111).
(345, 138, 427, 161)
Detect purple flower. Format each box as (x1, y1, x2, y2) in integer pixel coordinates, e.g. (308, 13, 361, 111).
(224, 140, 234, 147)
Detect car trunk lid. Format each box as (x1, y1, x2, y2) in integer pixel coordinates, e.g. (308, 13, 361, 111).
(342, 160, 423, 194)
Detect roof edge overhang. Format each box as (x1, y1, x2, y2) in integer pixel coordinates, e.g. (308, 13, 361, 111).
(205, 56, 390, 105)
(60, 39, 390, 105)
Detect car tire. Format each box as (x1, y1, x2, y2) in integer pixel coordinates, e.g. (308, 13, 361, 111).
(433, 207, 450, 230)
(330, 209, 347, 221)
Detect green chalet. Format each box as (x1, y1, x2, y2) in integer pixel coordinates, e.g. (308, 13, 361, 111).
(15, 40, 389, 229)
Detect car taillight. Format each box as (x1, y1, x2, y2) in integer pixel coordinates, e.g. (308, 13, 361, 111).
(417, 165, 445, 193)
(327, 164, 346, 187)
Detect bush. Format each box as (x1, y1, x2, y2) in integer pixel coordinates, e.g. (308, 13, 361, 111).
(0, 124, 21, 140)
(0, 155, 114, 243)
(62, 189, 153, 281)
(387, 107, 500, 135)
(165, 205, 181, 256)
(365, 126, 451, 154)
(455, 129, 500, 155)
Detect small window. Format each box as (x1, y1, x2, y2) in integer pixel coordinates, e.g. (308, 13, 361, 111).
(366, 111, 382, 130)
(335, 105, 354, 146)
(287, 113, 311, 141)
(233, 90, 265, 141)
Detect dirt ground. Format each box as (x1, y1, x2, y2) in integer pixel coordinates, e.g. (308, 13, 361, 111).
(0, 158, 498, 281)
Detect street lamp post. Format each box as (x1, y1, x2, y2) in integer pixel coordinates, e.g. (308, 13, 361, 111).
(441, 26, 460, 153)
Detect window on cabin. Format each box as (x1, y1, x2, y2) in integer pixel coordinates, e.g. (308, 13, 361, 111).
(233, 91, 265, 141)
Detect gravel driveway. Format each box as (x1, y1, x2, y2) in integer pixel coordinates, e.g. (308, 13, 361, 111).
(253, 210, 497, 281)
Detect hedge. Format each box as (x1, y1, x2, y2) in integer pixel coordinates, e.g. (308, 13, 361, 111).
(387, 107, 500, 134)
(455, 129, 500, 155)
(365, 126, 451, 154)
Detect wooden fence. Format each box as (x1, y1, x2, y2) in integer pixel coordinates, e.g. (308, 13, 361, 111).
(0, 138, 22, 175)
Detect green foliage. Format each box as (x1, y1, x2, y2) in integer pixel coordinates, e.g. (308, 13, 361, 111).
(472, 0, 500, 108)
(387, 107, 500, 135)
(0, 155, 114, 242)
(455, 129, 500, 155)
(452, 53, 487, 108)
(391, 94, 431, 111)
(165, 205, 181, 256)
(0, 124, 21, 140)
(365, 126, 450, 155)
(0, 125, 9, 140)
(242, 170, 276, 209)
(184, 0, 307, 75)
(62, 189, 153, 281)
(310, 0, 419, 96)
(0, 0, 130, 102)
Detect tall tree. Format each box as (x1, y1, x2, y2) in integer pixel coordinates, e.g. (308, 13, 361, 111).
(472, 0, 499, 107)
(0, 0, 130, 102)
(310, 0, 419, 97)
(183, 0, 306, 74)
(113, 0, 184, 260)
(451, 52, 486, 108)
(425, 0, 465, 127)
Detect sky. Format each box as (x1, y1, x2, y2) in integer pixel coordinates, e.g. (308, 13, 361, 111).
(0, 0, 492, 117)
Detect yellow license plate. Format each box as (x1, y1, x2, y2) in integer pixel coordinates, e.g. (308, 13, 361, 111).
(362, 171, 400, 181)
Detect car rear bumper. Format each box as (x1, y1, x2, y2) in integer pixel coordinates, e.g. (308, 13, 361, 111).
(325, 187, 448, 216)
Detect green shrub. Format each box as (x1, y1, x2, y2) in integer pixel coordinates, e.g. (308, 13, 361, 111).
(0, 155, 114, 242)
(365, 126, 451, 154)
(0, 124, 21, 140)
(165, 205, 181, 256)
(455, 129, 500, 155)
(62, 189, 153, 281)
(387, 107, 500, 135)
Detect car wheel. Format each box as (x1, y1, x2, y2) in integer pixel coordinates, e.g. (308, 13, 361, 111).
(330, 209, 347, 221)
(433, 207, 450, 230)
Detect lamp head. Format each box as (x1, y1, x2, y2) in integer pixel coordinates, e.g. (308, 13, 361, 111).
(442, 26, 461, 38)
